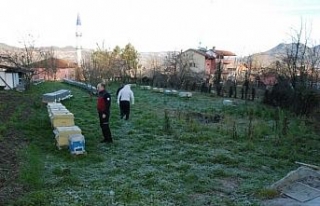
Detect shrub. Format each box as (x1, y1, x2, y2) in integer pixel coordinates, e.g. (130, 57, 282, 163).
(263, 76, 320, 115)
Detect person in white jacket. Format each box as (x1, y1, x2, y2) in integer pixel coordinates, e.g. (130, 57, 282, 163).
(117, 84, 134, 120)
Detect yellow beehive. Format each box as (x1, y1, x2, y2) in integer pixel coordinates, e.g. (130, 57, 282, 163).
(49, 109, 70, 117)
(50, 112, 75, 128)
(54, 126, 82, 148)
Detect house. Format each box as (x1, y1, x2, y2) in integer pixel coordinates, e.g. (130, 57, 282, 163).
(0, 65, 26, 90)
(32, 58, 78, 81)
(235, 64, 278, 87)
(182, 47, 236, 78)
(0, 55, 29, 90)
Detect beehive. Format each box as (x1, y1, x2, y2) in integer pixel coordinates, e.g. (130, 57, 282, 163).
(50, 112, 74, 128)
(47, 103, 66, 112)
(49, 109, 70, 117)
(164, 90, 172, 95)
(171, 90, 178, 95)
(54, 126, 82, 148)
(47, 102, 64, 107)
(69, 134, 85, 155)
(42, 89, 72, 103)
(158, 88, 164, 93)
(178, 92, 192, 98)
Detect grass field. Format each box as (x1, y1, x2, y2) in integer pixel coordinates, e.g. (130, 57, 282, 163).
(3, 82, 320, 205)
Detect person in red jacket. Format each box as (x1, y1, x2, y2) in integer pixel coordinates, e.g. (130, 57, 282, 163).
(97, 83, 113, 143)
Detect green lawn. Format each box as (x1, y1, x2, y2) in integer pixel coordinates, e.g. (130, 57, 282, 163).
(8, 82, 320, 205)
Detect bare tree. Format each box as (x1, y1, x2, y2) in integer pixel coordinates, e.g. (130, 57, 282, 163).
(282, 21, 310, 88)
(147, 53, 163, 86)
(243, 55, 254, 99)
(214, 54, 224, 96)
(164, 50, 197, 89)
(232, 58, 240, 98)
(3, 35, 44, 89)
(305, 41, 320, 86)
(81, 53, 102, 87)
(41, 47, 57, 80)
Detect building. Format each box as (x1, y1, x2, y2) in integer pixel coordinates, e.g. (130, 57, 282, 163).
(0, 65, 24, 90)
(182, 47, 236, 78)
(32, 57, 77, 81)
(0, 55, 29, 90)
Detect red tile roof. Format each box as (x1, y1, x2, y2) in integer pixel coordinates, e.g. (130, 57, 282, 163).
(31, 58, 77, 69)
(215, 50, 236, 56)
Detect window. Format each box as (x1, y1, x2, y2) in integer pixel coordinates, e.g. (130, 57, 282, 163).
(189, 62, 195, 67)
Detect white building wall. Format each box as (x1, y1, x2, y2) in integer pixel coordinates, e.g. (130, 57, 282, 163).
(0, 72, 19, 89)
(0, 71, 6, 87)
(183, 50, 206, 73)
(192, 53, 206, 73)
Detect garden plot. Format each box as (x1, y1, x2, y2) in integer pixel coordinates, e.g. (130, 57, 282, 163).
(7, 82, 320, 205)
(0, 91, 30, 204)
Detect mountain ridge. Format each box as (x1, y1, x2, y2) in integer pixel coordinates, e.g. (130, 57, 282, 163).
(1, 42, 319, 67)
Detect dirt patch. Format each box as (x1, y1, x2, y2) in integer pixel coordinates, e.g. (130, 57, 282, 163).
(185, 112, 223, 124)
(0, 91, 31, 205)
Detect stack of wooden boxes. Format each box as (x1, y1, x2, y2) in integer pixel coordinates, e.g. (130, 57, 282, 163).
(47, 102, 85, 154)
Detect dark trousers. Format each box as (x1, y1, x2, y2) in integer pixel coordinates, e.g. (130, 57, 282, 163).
(120, 101, 130, 120)
(99, 112, 112, 142)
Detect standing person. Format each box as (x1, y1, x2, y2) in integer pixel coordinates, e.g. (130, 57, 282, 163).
(116, 84, 124, 97)
(117, 84, 134, 120)
(97, 83, 113, 143)
(116, 84, 124, 117)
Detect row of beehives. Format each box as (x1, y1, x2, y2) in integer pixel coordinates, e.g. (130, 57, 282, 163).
(140, 85, 192, 98)
(42, 89, 73, 103)
(63, 78, 97, 94)
(47, 102, 86, 155)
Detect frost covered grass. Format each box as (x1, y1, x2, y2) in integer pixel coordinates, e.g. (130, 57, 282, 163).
(10, 82, 320, 205)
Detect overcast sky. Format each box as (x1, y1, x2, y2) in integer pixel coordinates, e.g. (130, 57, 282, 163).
(1, 0, 320, 56)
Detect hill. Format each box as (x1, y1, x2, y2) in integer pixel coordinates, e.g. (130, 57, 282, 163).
(250, 43, 320, 67)
(0, 43, 92, 63)
(2, 42, 320, 68)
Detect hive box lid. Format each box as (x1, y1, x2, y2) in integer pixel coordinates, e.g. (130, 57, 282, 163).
(69, 134, 85, 141)
(47, 102, 63, 107)
(54, 126, 81, 133)
(51, 113, 74, 118)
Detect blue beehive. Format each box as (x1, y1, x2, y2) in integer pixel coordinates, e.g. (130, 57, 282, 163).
(68, 134, 85, 155)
